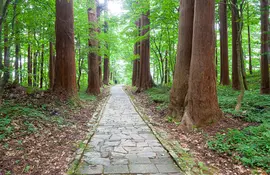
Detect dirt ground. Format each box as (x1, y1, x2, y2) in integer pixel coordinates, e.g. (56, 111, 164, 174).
(0, 85, 110, 175)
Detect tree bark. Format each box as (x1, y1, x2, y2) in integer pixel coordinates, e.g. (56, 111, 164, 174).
(33, 52, 38, 87)
(219, 0, 230, 85)
(0, 24, 3, 70)
(103, 54, 109, 85)
(3, 22, 9, 85)
(135, 19, 141, 87)
(260, 0, 270, 94)
(40, 44, 44, 88)
(19, 54, 22, 83)
(182, 0, 222, 130)
(132, 38, 140, 86)
(165, 54, 168, 85)
(14, 43, 19, 83)
(247, 3, 252, 75)
(103, 0, 110, 85)
(28, 44, 32, 87)
(49, 42, 55, 89)
(13, 0, 19, 84)
(169, 0, 194, 119)
(96, 1, 102, 87)
(137, 10, 153, 92)
(86, 7, 100, 95)
(77, 38, 85, 90)
(132, 58, 138, 86)
(136, 59, 140, 87)
(231, 0, 241, 90)
(54, 0, 77, 96)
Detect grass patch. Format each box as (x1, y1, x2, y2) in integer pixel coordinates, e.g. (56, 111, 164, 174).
(212, 72, 270, 173)
(208, 123, 270, 173)
(79, 91, 96, 102)
(146, 86, 170, 110)
(146, 86, 170, 104)
(218, 85, 270, 123)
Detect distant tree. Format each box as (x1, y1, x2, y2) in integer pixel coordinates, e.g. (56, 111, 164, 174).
(137, 5, 153, 92)
(27, 43, 32, 87)
(49, 42, 55, 89)
(3, 21, 9, 85)
(103, 0, 110, 85)
(231, 0, 241, 90)
(219, 0, 230, 85)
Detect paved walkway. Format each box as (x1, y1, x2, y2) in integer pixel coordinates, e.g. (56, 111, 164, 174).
(79, 86, 182, 175)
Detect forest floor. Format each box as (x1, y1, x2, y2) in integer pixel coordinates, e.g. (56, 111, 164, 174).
(125, 73, 269, 175)
(0, 85, 110, 175)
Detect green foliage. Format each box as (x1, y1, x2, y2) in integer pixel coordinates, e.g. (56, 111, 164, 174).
(0, 116, 13, 141)
(208, 123, 270, 172)
(210, 71, 270, 172)
(24, 165, 31, 173)
(79, 91, 96, 102)
(218, 79, 270, 123)
(0, 104, 46, 119)
(166, 116, 173, 123)
(146, 86, 170, 104)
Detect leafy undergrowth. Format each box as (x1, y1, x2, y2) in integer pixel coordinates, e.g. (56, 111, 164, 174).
(146, 86, 170, 111)
(134, 72, 269, 174)
(208, 123, 270, 173)
(210, 73, 270, 173)
(0, 85, 109, 175)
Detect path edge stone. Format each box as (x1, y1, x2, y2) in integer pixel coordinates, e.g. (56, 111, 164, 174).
(67, 92, 111, 175)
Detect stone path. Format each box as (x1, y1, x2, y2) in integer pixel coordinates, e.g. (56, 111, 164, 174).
(78, 85, 182, 175)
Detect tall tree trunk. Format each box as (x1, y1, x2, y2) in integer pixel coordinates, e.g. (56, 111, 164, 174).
(235, 24, 245, 111)
(40, 44, 44, 88)
(182, 0, 222, 130)
(169, 0, 194, 119)
(14, 44, 19, 83)
(103, 0, 109, 85)
(247, 3, 252, 75)
(28, 44, 32, 87)
(86, 7, 100, 95)
(3, 22, 9, 85)
(135, 19, 141, 87)
(103, 53, 109, 85)
(54, 0, 77, 96)
(0, 23, 3, 70)
(260, 0, 270, 94)
(19, 54, 22, 83)
(137, 9, 153, 92)
(219, 0, 230, 85)
(231, 0, 241, 90)
(136, 59, 140, 87)
(96, 1, 102, 87)
(132, 38, 139, 86)
(132, 58, 138, 86)
(33, 52, 38, 87)
(77, 45, 84, 90)
(240, 45, 248, 90)
(49, 42, 55, 89)
(14, 0, 19, 84)
(165, 55, 168, 85)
